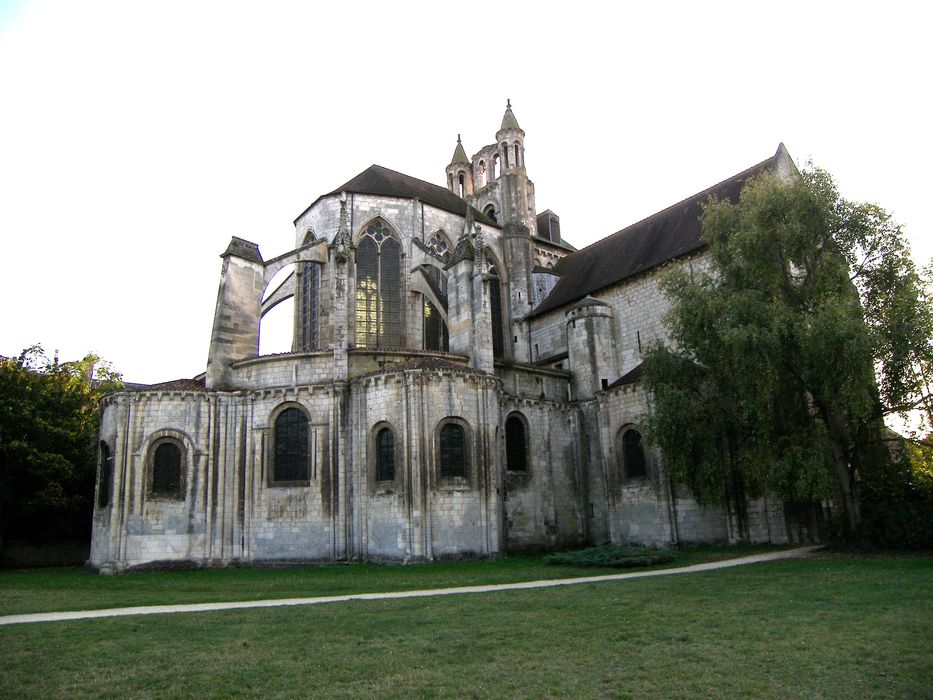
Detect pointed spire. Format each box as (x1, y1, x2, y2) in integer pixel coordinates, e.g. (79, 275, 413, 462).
(500, 99, 521, 131)
(449, 134, 470, 166)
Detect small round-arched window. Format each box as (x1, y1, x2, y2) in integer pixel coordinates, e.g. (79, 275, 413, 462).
(151, 442, 183, 498)
(505, 414, 528, 472)
(274, 407, 310, 483)
(621, 429, 647, 480)
(439, 422, 468, 478)
(376, 427, 395, 482)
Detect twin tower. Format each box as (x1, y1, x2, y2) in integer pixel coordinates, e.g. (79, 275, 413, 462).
(443, 101, 542, 367)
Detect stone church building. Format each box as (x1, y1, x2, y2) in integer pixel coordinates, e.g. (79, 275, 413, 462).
(90, 104, 800, 571)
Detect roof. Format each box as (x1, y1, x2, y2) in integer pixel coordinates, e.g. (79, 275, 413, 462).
(607, 364, 643, 389)
(499, 103, 521, 132)
(295, 165, 499, 227)
(128, 377, 207, 392)
(529, 146, 788, 317)
(449, 137, 470, 166)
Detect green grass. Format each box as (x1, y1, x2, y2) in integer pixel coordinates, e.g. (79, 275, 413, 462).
(0, 544, 783, 616)
(0, 555, 929, 698)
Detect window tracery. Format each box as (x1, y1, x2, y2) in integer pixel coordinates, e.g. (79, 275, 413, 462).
(356, 221, 401, 348)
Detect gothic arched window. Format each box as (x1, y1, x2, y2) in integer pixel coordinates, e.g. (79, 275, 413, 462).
(274, 407, 309, 483)
(356, 221, 402, 349)
(424, 297, 449, 351)
(620, 428, 647, 480)
(376, 427, 395, 482)
(505, 414, 528, 473)
(488, 262, 504, 359)
(151, 441, 182, 498)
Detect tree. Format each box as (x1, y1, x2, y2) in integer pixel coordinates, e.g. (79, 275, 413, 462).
(642, 167, 933, 537)
(0, 346, 122, 550)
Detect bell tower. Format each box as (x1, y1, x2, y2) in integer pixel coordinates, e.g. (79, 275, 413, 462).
(446, 135, 473, 198)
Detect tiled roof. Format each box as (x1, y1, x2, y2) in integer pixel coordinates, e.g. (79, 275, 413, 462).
(129, 377, 207, 392)
(529, 147, 787, 317)
(296, 165, 498, 227)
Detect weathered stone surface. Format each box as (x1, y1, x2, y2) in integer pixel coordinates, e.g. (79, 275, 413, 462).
(90, 106, 798, 573)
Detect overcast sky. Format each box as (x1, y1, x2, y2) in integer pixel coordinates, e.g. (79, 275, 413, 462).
(1, 1, 929, 384)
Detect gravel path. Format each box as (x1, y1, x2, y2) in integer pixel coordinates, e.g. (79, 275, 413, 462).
(0, 546, 821, 627)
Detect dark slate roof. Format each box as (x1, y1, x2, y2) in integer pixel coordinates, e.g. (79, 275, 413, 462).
(607, 364, 643, 389)
(128, 377, 207, 392)
(295, 165, 499, 227)
(528, 147, 785, 318)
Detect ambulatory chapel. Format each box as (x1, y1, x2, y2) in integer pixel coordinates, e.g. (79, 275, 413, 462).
(90, 104, 802, 571)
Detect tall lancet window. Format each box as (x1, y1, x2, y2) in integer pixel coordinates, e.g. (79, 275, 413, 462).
(488, 260, 504, 359)
(299, 261, 321, 351)
(356, 220, 402, 348)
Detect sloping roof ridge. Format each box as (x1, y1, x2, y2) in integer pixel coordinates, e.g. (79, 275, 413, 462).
(570, 152, 779, 257)
(295, 163, 500, 227)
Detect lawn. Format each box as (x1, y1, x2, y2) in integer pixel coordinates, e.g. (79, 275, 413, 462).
(0, 544, 783, 616)
(0, 552, 930, 698)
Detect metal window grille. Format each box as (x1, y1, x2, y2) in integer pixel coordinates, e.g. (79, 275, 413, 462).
(152, 442, 181, 496)
(376, 427, 395, 481)
(274, 408, 309, 481)
(439, 423, 466, 478)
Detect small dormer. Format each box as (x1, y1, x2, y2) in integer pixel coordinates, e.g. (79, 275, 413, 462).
(536, 210, 561, 244)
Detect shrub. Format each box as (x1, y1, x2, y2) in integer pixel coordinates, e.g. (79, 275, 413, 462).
(545, 544, 675, 568)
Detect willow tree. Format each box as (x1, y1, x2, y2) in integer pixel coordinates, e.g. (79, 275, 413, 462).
(642, 167, 932, 535)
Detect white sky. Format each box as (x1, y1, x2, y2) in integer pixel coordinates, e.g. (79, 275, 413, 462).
(1, 1, 930, 384)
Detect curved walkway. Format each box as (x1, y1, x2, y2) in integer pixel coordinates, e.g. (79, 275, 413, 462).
(0, 546, 821, 627)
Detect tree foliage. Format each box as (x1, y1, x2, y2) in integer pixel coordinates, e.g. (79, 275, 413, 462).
(0, 346, 122, 546)
(642, 167, 933, 537)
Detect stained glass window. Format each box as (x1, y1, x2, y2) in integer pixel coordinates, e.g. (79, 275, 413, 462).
(376, 427, 395, 482)
(424, 297, 449, 351)
(274, 408, 309, 482)
(299, 262, 321, 351)
(152, 442, 182, 497)
(356, 222, 401, 349)
(622, 429, 647, 479)
(505, 415, 527, 472)
(439, 423, 466, 478)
